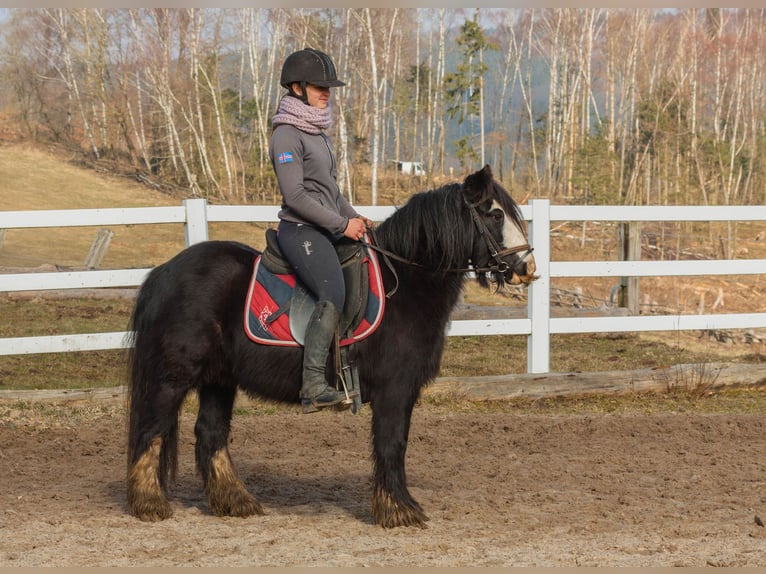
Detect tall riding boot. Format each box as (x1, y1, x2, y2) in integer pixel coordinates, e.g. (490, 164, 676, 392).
(300, 300, 357, 413)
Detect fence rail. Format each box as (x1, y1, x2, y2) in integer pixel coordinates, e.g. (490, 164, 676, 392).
(2, 199, 766, 374)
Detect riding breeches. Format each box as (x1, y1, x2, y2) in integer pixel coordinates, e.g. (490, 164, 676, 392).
(276, 220, 345, 312)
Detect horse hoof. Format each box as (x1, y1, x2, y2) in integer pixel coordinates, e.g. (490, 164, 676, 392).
(217, 498, 264, 518)
(376, 509, 429, 529)
(372, 490, 429, 528)
(209, 490, 264, 518)
(129, 497, 173, 522)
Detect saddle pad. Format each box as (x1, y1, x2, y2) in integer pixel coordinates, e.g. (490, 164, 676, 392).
(244, 247, 385, 347)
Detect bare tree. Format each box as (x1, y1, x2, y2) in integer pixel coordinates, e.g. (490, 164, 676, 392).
(355, 8, 381, 204)
(426, 8, 448, 176)
(514, 11, 542, 192)
(41, 9, 101, 158)
(130, 9, 197, 192)
(3, 8, 766, 208)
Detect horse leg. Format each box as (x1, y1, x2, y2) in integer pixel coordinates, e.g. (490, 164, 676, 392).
(370, 389, 429, 528)
(127, 385, 188, 522)
(195, 384, 263, 517)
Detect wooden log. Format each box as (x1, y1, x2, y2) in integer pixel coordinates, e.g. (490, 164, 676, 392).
(0, 386, 127, 403)
(2, 362, 763, 404)
(424, 362, 766, 401)
(0, 263, 59, 274)
(2, 288, 138, 300)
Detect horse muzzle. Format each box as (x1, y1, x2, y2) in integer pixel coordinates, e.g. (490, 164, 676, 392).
(505, 254, 538, 286)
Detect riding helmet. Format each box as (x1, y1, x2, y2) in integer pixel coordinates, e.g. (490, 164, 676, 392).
(280, 48, 346, 90)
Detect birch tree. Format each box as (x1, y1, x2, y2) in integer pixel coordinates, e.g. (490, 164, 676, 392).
(426, 8, 448, 176)
(356, 8, 381, 204)
(514, 11, 541, 192)
(129, 9, 197, 192)
(42, 9, 101, 158)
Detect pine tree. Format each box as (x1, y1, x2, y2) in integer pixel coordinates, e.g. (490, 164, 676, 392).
(444, 10, 496, 170)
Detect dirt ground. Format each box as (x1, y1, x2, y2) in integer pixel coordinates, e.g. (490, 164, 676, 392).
(2, 399, 766, 567)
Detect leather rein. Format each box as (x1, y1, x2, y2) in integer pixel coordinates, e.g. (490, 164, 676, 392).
(362, 199, 533, 296)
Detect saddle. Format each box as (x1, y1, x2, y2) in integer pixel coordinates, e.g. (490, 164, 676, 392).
(244, 228, 385, 413)
(246, 228, 384, 346)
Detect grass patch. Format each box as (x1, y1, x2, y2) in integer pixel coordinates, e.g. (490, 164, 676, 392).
(0, 297, 132, 390)
(0, 297, 134, 337)
(0, 400, 125, 431)
(0, 350, 128, 390)
(439, 332, 746, 377)
(419, 386, 766, 416)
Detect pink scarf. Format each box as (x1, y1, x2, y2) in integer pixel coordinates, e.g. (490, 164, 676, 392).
(271, 95, 331, 135)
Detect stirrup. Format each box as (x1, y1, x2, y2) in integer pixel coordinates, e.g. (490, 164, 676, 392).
(300, 391, 360, 414)
(301, 386, 358, 414)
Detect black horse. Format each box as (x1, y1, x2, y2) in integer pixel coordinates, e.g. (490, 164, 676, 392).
(126, 165, 537, 528)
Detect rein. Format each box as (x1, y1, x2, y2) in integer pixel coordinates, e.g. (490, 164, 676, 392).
(363, 198, 533, 295)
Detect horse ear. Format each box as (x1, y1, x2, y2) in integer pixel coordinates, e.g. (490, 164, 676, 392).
(463, 164, 494, 204)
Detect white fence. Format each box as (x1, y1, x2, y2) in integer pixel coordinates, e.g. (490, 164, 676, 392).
(1, 199, 765, 374)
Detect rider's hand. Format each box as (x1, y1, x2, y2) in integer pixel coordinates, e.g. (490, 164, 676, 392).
(360, 216, 374, 229)
(343, 217, 367, 241)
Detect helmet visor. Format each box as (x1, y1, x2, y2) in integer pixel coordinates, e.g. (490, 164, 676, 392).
(309, 78, 346, 88)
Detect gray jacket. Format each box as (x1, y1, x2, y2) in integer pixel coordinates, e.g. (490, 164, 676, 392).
(269, 124, 359, 236)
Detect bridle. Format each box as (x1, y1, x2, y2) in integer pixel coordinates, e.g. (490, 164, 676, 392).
(463, 199, 534, 275)
(363, 198, 533, 295)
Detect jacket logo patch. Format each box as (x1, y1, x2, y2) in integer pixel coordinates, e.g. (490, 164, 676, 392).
(277, 152, 294, 164)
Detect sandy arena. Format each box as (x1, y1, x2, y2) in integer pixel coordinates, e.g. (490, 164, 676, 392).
(1, 399, 766, 567)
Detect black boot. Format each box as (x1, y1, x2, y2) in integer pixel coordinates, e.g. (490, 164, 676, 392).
(300, 300, 357, 414)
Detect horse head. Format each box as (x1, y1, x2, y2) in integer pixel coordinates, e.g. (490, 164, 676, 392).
(462, 165, 538, 287)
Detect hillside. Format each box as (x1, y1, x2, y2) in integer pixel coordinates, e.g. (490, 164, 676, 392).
(0, 143, 269, 269)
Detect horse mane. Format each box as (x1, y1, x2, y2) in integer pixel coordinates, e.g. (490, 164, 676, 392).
(375, 168, 525, 273)
(375, 183, 474, 272)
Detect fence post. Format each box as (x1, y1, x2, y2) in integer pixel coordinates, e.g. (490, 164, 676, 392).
(84, 228, 114, 268)
(184, 198, 209, 246)
(528, 199, 551, 374)
(618, 222, 641, 314)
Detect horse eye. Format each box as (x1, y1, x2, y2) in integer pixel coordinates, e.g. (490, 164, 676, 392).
(488, 209, 504, 223)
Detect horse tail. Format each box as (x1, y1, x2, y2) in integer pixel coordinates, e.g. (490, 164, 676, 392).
(126, 266, 180, 490)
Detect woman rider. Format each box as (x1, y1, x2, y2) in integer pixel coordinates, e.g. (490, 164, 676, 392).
(269, 48, 372, 414)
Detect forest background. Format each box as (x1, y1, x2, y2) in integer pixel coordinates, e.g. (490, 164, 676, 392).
(0, 8, 764, 211)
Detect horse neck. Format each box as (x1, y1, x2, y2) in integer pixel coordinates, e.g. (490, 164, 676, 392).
(378, 260, 466, 333)
(371, 186, 476, 324)
(374, 186, 473, 273)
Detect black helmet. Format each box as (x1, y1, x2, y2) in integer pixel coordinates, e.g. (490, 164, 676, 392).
(280, 48, 345, 90)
